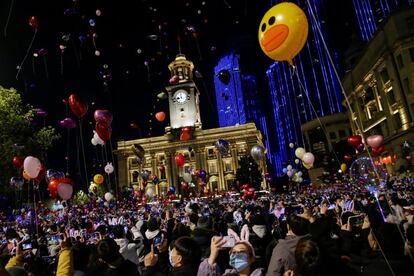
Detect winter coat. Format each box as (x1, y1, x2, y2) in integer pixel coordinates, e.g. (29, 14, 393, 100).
(197, 259, 264, 276)
(114, 238, 142, 265)
(192, 228, 217, 259)
(248, 225, 271, 268)
(266, 235, 307, 276)
(56, 247, 73, 276)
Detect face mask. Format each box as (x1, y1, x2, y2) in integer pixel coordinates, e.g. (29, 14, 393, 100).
(229, 253, 249, 272)
(169, 251, 176, 267)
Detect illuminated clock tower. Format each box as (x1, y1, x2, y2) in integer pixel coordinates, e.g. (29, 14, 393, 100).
(165, 54, 202, 133)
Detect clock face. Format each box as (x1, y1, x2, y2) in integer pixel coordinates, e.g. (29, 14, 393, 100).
(173, 89, 189, 104)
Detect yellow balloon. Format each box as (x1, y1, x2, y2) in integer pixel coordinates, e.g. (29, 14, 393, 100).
(303, 162, 313, 170)
(340, 163, 347, 172)
(94, 174, 104, 185)
(258, 2, 308, 64)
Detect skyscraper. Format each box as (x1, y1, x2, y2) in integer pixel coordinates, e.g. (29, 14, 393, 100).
(352, 0, 414, 41)
(266, 0, 343, 176)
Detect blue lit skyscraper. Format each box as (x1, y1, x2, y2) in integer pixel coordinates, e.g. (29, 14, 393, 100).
(352, 0, 414, 41)
(266, 0, 343, 176)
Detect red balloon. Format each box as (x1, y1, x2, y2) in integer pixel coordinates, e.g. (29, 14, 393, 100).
(29, 16, 39, 29)
(175, 153, 185, 167)
(180, 131, 190, 141)
(130, 122, 138, 129)
(95, 121, 112, 142)
(169, 194, 175, 200)
(12, 156, 24, 168)
(348, 135, 362, 148)
(155, 112, 166, 122)
(344, 154, 353, 163)
(94, 110, 113, 125)
(181, 181, 189, 190)
(68, 94, 88, 119)
(182, 127, 190, 133)
(242, 184, 250, 190)
(48, 179, 60, 193)
(371, 145, 385, 156)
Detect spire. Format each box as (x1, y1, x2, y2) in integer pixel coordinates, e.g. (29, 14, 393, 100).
(168, 54, 194, 83)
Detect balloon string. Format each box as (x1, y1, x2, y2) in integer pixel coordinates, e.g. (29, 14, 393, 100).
(290, 64, 342, 169)
(16, 29, 37, 80)
(43, 56, 49, 80)
(305, 0, 413, 265)
(71, 38, 81, 68)
(66, 128, 70, 175)
(32, 57, 36, 76)
(33, 182, 38, 236)
(78, 119, 89, 191)
(3, 0, 14, 38)
(109, 139, 119, 198)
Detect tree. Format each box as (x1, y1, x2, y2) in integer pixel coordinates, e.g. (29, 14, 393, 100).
(0, 86, 60, 191)
(235, 155, 263, 190)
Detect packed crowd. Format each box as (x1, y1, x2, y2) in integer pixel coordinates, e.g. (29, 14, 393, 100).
(1, 176, 414, 276)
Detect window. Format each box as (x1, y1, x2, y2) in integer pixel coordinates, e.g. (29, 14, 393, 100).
(132, 171, 139, 183)
(386, 88, 396, 105)
(226, 179, 234, 189)
(339, 130, 347, 138)
(403, 78, 410, 93)
(397, 54, 404, 69)
(380, 68, 390, 83)
(208, 162, 218, 174)
(410, 48, 414, 63)
(329, 132, 337, 139)
(224, 160, 233, 172)
(365, 87, 375, 102)
(211, 181, 218, 191)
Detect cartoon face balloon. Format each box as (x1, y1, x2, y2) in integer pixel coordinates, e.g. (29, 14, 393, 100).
(258, 2, 308, 64)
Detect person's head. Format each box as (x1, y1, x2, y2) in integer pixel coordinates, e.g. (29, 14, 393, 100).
(295, 239, 320, 276)
(169, 236, 200, 268)
(287, 214, 309, 236)
(112, 225, 125, 239)
(228, 241, 256, 273)
(197, 216, 212, 229)
(72, 242, 91, 272)
(97, 238, 121, 264)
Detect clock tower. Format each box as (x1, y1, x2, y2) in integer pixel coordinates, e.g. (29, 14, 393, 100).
(165, 54, 202, 133)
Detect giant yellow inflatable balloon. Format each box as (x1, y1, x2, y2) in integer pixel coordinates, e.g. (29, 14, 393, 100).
(258, 2, 308, 64)
(93, 174, 104, 185)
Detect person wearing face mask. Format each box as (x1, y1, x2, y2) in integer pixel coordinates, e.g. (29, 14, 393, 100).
(143, 236, 200, 276)
(197, 237, 264, 276)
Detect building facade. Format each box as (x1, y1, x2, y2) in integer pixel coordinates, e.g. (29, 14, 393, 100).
(342, 7, 414, 165)
(117, 55, 267, 195)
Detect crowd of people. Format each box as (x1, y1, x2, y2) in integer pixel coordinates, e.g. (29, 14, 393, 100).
(1, 176, 414, 276)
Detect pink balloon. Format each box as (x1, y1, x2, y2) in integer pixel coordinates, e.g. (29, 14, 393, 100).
(169, 75, 179, 85)
(23, 156, 41, 178)
(366, 135, 384, 149)
(57, 183, 73, 200)
(60, 117, 77, 129)
(302, 152, 315, 165)
(287, 170, 294, 177)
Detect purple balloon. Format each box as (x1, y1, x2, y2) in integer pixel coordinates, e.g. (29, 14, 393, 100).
(38, 48, 48, 56)
(60, 117, 77, 129)
(356, 143, 365, 152)
(198, 170, 207, 179)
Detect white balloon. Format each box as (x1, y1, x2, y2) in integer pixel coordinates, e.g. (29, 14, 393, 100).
(295, 148, 306, 160)
(289, 143, 294, 148)
(146, 187, 155, 198)
(298, 177, 303, 183)
(183, 173, 192, 182)
(297, 171, 303, 177)
(104, 202, 109, 207)
(287, 165, 293, 171)
(93, 131, 105, 145)
(104, 192, 113, 202)
(104, 163, 114, 174)
(23, 156, 41, 178)
(91, 137, 98, 146)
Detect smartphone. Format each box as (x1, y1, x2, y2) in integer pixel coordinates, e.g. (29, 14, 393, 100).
(221, 236, 236, 248)
(180, 217, 188, 223)
(348, 214, 364, 227)
(22, 242, 32, 250)
(41, 256, 56, 264)
(153, 235, 164, 247)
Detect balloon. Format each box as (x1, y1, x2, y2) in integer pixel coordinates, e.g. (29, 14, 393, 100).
(104, 163, 114, 174)
(258, 2, 308, 64)
(93, 174, 104, 185)
(46, 169, 65, 182)
(141, 170, 150, 181)
(251, 145, 265, 161)
(303, 163, 312, 170)
(29, 16, 39, 29)
(181, 181, 189, 190)
(282, 168, 288, 174)
(169, 186, 176, 193)
(340, 163, 347, 172)
(344, 154, 353, 163)
(146, 187, 155, 198)
(157, 92, 168, 100)
(215, 139, 230, 155)
(295, 159, 300, 164)
(48, 179, 60, 193)
(198, 170, 207, 179)
(169, 75, 179, 84)
(175, 153, 185, 167)
(217, 70, 231, 85)
(180, 131, 191, 141)
(68, 94, 88, 119)
(23, 171, 31, 181)
(94, 110, 113, 125)
(104, 192, 113, 202)
(348, 135, 362, 148)
(155, 112, 166, 122)
(287, 165, 293, 171)
(132, 144, 145, 159)
(287, 170, 294, 177)
(95, 121, 112, 142)
(60, 117, 77, 129)
(366, 135, 384, 149)
(182, 127, 191, 133)
(33, 164, 46, 184)
(302, 152, 315, 165)
(297, 171, 303, 177)
(57, 183, 73, 200)
(371, 145, 385, 156)
(356, 143, 365, 152)
(183, 173, 192, 182)
(23, 156, 41, 178)
(12, 156, 24, 168)
(91, 131, 105, 146)
(10, 177, 24, 190)
(34, 108, 47, 117)
(295, 148, 306, 160)
(289, 143, 295, 148)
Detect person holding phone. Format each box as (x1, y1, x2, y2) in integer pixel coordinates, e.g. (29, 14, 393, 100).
(198, 236, 264, 276)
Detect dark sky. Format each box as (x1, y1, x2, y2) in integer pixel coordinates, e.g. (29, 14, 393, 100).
(0, 0, 358, 175)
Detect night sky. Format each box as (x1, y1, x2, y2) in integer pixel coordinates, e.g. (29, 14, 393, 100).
(0, 0, 359, 176)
